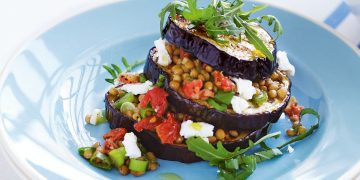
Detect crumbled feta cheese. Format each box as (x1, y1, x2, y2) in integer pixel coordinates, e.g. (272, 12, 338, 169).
(119, 80, 153, 95)
(231, 77, 256, 100)
(122, 132, 141, 158)
(90, 109, 102, 125)
(277, 51, 295, 76)
(280, 113, 286, 120)
(287, 145, 294, 153)
(180, 120, 214, 139)
(231, 96, 250, 114)
(154, 38, 172, 66)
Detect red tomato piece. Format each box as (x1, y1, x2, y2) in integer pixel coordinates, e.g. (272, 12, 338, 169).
(213, 71, 235, 92)
(103, 139, 117, 154)
(183, 79, 203, 99)
(134, 116, 161, 132)
(180, 48, 191, 59)
(284, 97, 304, 121)
(103, 128, 127, 143)
(139, 87, 169, 117)
(156, 113, 181, 144)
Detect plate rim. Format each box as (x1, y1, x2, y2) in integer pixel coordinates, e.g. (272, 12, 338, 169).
(0, 0, 359, 179)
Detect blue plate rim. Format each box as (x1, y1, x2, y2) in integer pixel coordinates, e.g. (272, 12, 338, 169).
(0, 1, 359, 179)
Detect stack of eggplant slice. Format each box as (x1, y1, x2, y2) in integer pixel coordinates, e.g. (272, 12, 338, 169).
(105, 4, 293, 163)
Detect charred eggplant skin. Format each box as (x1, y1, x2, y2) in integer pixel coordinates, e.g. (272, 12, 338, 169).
(105, 93, 269, 163)
(144, 47, 291, 131)
(162, 18, 278, 81)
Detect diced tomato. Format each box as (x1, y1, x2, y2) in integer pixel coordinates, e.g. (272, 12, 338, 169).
(139, 87, 168, 117)
(156, 113, 181, 144)
(134, 116, 162, 132)
(180, 48, 191, 59)
(199, 89, 215, 100)
(103, 139, 118, 154)
(118, 73, 139, 84)
(183, 79, 203, 99)
(102, 128, 126, 154)
(213, 71, 235, 92)
(284, 97, 304, 121)
(103, 128, 127, 143)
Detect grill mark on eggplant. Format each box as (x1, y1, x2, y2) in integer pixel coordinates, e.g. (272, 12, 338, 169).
(144, 47, 291, 131)
(162, 18, 278, 81)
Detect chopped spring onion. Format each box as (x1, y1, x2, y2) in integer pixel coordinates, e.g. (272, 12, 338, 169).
(109, 147, 127, 168)
(89, 151, 112, 170)
(252, 90, 268, 106)
(114, 93, 135, 109)
(78, 147, 96, 160)
(120, 102, 136, 113)
(129, 158, 149, 172)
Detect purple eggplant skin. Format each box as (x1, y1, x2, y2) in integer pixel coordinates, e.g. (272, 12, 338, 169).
(105, 93, 269, 163)
(162, 18, 278, 81)
(144, 47, 291, 131)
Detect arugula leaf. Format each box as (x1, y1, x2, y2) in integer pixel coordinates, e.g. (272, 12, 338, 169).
(254, 148, 282, 163)
(234, 16, 274, 61)
(103, 57, 145, 84)
(254, 15, 283, 39)
(186, 137, 235, 165)
(207, 98, 227, 112)
(237, 5, 267, 19)
(182, 0, 216, 24)
(237, 155, 257, 179)
(103, 65, 117, 79)
(159, 0, 188, 33)
(278, 108, 320, 149)
(205, 16, 242, 39)
(111, 64, 122, 74)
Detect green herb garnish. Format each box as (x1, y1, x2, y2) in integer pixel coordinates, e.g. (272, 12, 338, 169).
(186, 108, 320, 179)
(252, 90, 268, 106)
(207, 98, 227, 112)
(214, 91, 235, 105)
(159, 0, 283, 61)
(103, 57, 145, 84)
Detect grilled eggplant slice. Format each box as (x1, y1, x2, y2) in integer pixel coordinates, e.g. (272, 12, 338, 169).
(162, 18, 278, 81)
(144, 47, 291, 131)
(105, 92, 269, 163)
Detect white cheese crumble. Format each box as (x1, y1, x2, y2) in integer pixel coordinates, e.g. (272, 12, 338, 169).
(231, 96, 250, 114)
(231, 77, 256, 100)
(119, 80, 153, 95)
(277, 51, 295, 76)
(180, 120, 214, 139)
(287, 145, 294, 153)
(154, 38, 172, 66)
(280, 113, 286, 120)
(122, 132, 141, 158)
(90, 109, 102, 125)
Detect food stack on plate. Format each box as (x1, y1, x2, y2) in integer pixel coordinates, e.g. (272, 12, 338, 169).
(105, 0, 295, 163)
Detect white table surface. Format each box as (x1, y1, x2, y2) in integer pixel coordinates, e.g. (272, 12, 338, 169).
(0, 0, 359, 179)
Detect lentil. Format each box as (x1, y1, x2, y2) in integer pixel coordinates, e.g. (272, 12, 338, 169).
(169, 80, 180, 90)
(148, 162, 159, 171)
(268, 90, 277, 98)
(131, 170, 145, 177)
(277, 87, 288, 100)
(119, 165, 129, 176)
(204, 81, 214, 90)
(229, 130, 239, 137)
(146, 152, 157, 162)
(85, 115, 91, 124)
(215, 129, 225, 140)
